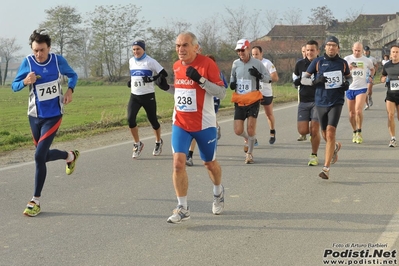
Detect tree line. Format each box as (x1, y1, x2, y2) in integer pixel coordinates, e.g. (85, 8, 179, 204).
(0, 4, 364, 85)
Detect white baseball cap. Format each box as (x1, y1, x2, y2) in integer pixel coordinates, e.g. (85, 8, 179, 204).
(235, 39, 250, 50)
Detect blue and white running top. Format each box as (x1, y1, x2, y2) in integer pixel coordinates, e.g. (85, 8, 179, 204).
(12, 53, 78, 119)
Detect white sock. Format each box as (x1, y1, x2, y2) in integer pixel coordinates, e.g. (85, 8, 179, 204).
(66, 151, 74, 162)
(213, 185, 222, 196)
(31, 197, 40, 205)
(392, 136, 396, 140)
(177, 196, 187, 209)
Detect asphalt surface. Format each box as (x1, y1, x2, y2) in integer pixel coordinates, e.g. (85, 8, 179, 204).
(1, 83, 399, 266)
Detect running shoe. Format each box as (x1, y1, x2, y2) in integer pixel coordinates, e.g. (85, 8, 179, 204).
(217, 126, 221, 140)
(331, 142, 341, 164)
(364, 103, 369, 110)
(308, 154, 318, 166)
(269, 136, 275, 144)
(297, 135, 307, 141)
(355, 133, 363, 144)
(245, 153, 254, 164)
(153, 139, 163, 156)
(186, 156, 194, 166)
(254, 138, 259, 146)
(319, 166, 330, 180)
(66, 150, 80, 175)
(212, 185, 224, 215)
(369, 96, 373, 107)
(352, 133, 357, 143)
(389, 138, 397, 148)
(132, 141, 144, 158)
(167, 205, 190, 224)
(23, 201, 41, 217)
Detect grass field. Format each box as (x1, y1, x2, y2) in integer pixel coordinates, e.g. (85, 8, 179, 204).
(0, 84, 298, 152)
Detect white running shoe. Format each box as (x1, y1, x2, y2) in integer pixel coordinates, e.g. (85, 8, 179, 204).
(167, 205, 190, 224)
(132, 141, 144, 158)
(153, 139, 163, 156)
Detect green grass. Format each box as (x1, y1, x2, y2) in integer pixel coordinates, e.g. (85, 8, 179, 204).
(0, 84, 298, 153)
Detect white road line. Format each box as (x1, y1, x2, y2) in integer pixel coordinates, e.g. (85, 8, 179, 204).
(376, 209, 399, 248)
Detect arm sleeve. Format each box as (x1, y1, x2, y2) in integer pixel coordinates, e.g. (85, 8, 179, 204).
(200, 80, 226, 100)
(11, 58, 30, 92)
(57, 55, 78, 90)
(158, 69, 168, 78)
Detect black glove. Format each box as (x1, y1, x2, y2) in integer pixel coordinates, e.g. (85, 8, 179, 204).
(248, 66, 263, 79)
(155, 75, 170, 91)
(142, 76, 157, 83)
(342, 81, 350, 91)
(127, 80, 131, 88)
(313, 75, 327, 85)
(230, 82, 237, 91)
(294, 78, 301, 87)
(186, 66, 202, 84)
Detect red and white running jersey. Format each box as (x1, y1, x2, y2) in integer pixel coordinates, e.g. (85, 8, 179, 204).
(173, 54, 224, 131)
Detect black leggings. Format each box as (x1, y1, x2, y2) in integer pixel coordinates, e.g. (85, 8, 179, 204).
(127, 92, 160, 130)
(315, 105, 343, 130)
(29, 115, 68, 197)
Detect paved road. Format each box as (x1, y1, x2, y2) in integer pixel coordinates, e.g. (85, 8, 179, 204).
(1, 84, 399, 266)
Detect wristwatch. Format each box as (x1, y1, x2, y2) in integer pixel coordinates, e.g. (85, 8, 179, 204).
(199, 77, 206, 84)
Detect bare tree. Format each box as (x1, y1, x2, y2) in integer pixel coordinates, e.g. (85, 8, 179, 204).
(87, 4, 147, 81)
(73, 28, 92, 78)
(222, 5, 250, 44)
(264, 10, 280, 33)
(247, 9, 264, 41)
(0, 37, 22, 85)
(196, 17, 221, 55)
(339, 11, 374, 50)
(308, 6, 335, 26)
(283, 8, 303, 25)
(40, 5, 82, 57)
(145, 26, 177, 73)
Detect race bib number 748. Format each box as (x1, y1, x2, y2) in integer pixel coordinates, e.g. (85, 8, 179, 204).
(36, 80, 60, 101)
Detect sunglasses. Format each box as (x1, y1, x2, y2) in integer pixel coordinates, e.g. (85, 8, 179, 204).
(236, 49, 245, 52)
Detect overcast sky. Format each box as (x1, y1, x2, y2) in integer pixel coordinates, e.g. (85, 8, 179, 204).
(1, 0, 396, 55)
